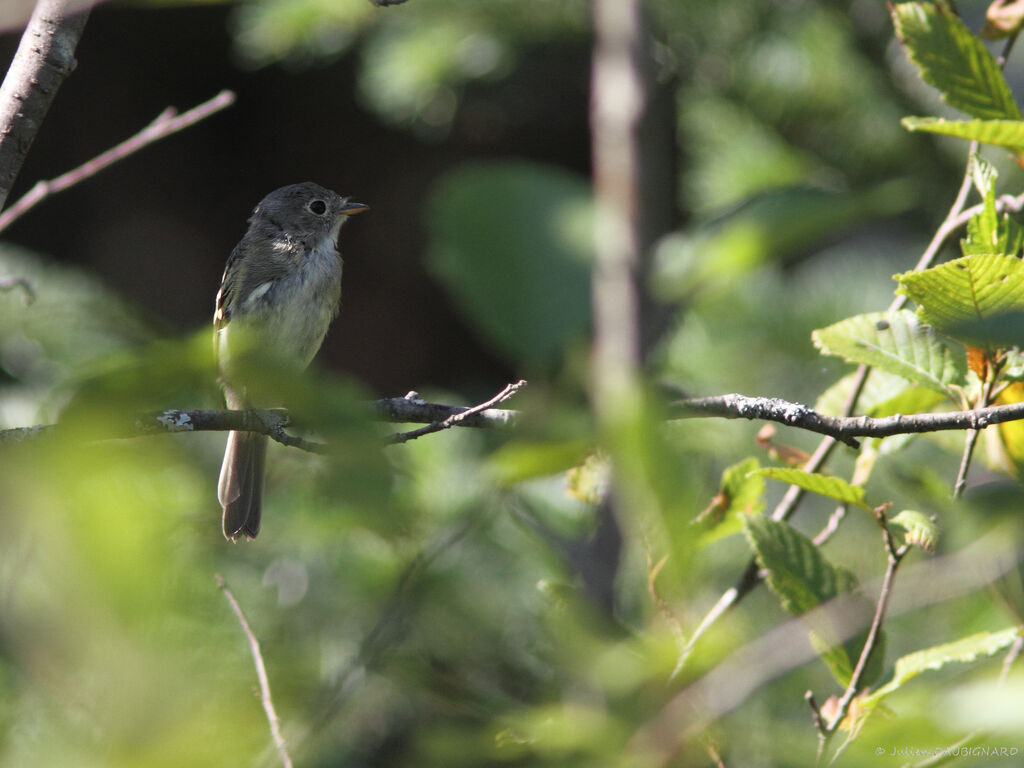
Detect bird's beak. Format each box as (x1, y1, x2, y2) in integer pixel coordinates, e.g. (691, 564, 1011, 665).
(341, 201, 369, 216)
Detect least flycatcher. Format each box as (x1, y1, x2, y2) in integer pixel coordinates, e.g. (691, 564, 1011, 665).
(214, 182, 368, 540)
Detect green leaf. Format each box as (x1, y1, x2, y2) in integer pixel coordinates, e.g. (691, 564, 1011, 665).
(902, 117, 1024, 155)
(812, 310, 964, 397)
(743, 514, 859, 614)
(743, 515, 860, 684)
(427, 162, 593, 367)
(815, 369, 946, 420)
(755, 468, 872, 510)
(961, 154, 1024, 258)
(864, 627, 1022, 707)
(896, 254, 1024, 349)
(889, 510, 939, 552)
(489, 439, 592, 487)
(891, 3, 1021, 120)
(695, 457, 765, 545)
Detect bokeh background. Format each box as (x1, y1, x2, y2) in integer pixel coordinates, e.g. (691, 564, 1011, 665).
(1, 1, 1023, 766)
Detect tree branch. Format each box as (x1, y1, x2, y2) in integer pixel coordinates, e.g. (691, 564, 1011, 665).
(0, 0, 90, 211)
(0, 392, 523, 450)
(216, 574, 293, 768)
(0, 89, 236, 232)
(8, 387, 1024, 453)
(670, 393, 1024, 445)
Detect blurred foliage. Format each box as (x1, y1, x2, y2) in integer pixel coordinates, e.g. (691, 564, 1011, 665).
(2, 1, 1024, 768)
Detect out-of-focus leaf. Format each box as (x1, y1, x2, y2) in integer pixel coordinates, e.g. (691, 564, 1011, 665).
(652, 181, 916, 300)
(891, 2, 1022, 120)
(864, 627, 1022, 708)
(566, 453, 609, 504)
(427, 162, 592, 367)
(889, 509, 939, 552)
(896, 255, 1024, 350)
(694, 457, 764, 545)
(489, 439, 591, 486)
(812, 310, 964, 397)
(755, 467, 871, 510)
(744, 514, 860, 684)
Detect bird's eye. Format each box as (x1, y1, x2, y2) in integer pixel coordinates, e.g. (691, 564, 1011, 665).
(308, 199, 327, 215)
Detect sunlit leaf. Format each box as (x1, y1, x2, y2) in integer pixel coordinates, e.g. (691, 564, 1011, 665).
(812, 310, 964, 396)
(902, 117, 1024, 158)
(961, 154, 1024, 257)
(814, 369, 945, 420)
(896, 254, 1024, 349)
(755, 467, 872, 510)
(864, 627, 1022, 707)
(694, 457, 764, 545)
(891, 2, 1021, 120)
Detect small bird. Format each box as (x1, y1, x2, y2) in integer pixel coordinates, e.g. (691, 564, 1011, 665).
(214, 182, 368, 539)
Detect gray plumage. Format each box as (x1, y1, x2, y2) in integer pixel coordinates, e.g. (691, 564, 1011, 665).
(215, 182, 367, 539)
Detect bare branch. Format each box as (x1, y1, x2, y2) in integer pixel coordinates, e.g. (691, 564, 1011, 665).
(670, 393, 1024, 445)
(216, 574, 293, 768)
(384, 380, 526, 444)
(0, 0, 90, 211)
(0, 393, 522, 449)
(0, 90, 236, 232)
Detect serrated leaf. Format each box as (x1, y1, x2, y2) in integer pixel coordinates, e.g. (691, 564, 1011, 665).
(755, 467, 872, 510)
(695, 457, 764, 545)
(896, 254, 1024, 349)
(812, 310, 964, 397)
(903, 117, 1024, 157)
(890, 510, 939, 552)
(744, 515, 860, 613)
(961, 154, 1024, 258)
(892, 3, 1021, 120)
(744, 515, 861, 684)
(865, 627, 1021, 707)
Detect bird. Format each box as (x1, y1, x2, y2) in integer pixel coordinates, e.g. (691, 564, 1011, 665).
(214, 182, 368, 539)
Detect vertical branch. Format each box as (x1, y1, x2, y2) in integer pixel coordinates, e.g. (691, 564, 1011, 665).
(590, 0, 647, 404)
(0, 0, 90, 210)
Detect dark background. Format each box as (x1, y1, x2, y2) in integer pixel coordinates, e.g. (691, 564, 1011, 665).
(0, 4, 592, 396)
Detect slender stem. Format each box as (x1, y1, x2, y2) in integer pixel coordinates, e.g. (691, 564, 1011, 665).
(0, 90, 236, 232)
(216, 574, 293, 768)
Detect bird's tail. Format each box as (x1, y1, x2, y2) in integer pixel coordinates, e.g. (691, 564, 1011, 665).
(218, 429, 268, 539)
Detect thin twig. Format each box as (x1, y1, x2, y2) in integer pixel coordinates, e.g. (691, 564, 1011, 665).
(826, 540, 907, 735)
(216, 574, 293, 768)
(384, 380, 527, 444)
(953, 369, 1000, 498)
(0, 90, 236, 232)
